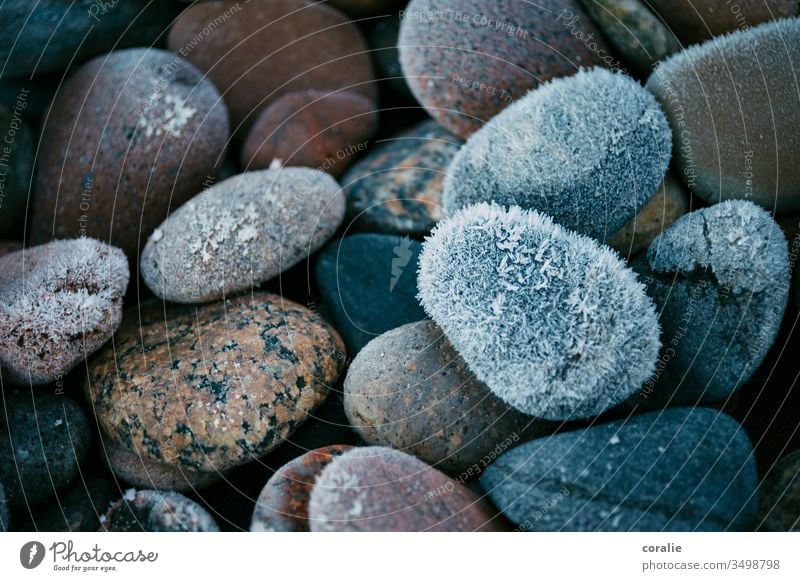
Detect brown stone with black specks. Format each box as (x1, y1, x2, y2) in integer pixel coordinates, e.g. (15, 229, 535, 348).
(399, 0, 611, 139)
(101, 489, 219, 532)
(344, 321, 550, 475)
(241, 90, 378, 177)
(85, 292, 346, 473)
(251, 444, 353, 532)
(343, 120, 461, 236)
(309, 446, 509, 531)
(758, 449, 800, 531)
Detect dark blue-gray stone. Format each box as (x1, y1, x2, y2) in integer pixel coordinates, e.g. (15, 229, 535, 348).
(0, 103, 34, 239)
(0, 391, 91, 511)
(481, 407, 758, 531)
(315, 233, 426, 354)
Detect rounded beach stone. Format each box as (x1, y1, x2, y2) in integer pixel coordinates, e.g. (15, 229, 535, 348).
(86, 293, 346, 473)
(241, 90, 378, 177)
(168, 0, 376, 130)
(758, 449, 800, 531)
(101, 433, 220, 493)
(0, 1, 183, 79)
(141, 168, 345, 303)
(576, 0, 680, 74)
(26, 476, 118, 532)
(648, 0, 797, 45)
(30, 48, 229, 258)
(0, 104, 35, 239)
(344, 320, 550, 475)
(399, 0, 612, 139)
(315, 233, 427, 354)
(646, 18, 800, 213)
(418, 203, 661, 421)
(343, 119, 461, 236)
(0, 391, 91, 510)
(444, 68, 672, 240)
(251, 445, 353, 532)
(101, 489, 219, 532)
(481, 407, 758, 531)
(309, 446, 507, 531)
(0, 238, 128, 385)
(607, 173, 690, 257)
(630, 201, 789, 408)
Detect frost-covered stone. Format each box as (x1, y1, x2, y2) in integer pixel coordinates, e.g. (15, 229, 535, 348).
(141, 168, 345, 303)
(444, 68, 671, 240)
(0, 238, 128, 385)
(418, 203, 661, 421)
(481, 408, 758, 531)
(646, 17, 800, 212)
(101, 490, 219, 532)
(630, 201, 789, 408)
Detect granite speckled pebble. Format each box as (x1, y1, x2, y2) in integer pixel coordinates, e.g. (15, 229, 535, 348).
(30, 48, 229, 258)
(0, 238, 128, 385)
(309, 446, 508, 531)
(399, 0, 612, 139)
(630, 201, 789, 408)
(315, 233, 427, 354)
(343, 120, 461, 236)
(101, 490, 219, 532)
(141, 168, 345, 303)
(251, 445, 353, 532)
(86, 293, 346, 473)
(646, 18, 800, 213)
(344, 320, 551, 475)
(0, 391, 92, 510)
(481, 408, 758, 531)
(758, 449, 800, 531)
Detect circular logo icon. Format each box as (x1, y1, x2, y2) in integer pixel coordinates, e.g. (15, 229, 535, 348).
(20, 541, 46, 569)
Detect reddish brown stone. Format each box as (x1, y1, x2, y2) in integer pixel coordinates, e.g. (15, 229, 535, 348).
(168, 0, 377, 130)
(29, 48, 229, 259)
(241, 90, 377, 177)
(251, 445, 353, 531)
(399, 0, 612, 139)
(309, 446, 509, 531)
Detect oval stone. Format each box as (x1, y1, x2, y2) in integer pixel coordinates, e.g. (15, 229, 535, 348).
(646, 18, 800, 212)
(399, 0, 612, 139)
(251, 445, 353, 532)
(309, 446, 508, 531)
(85, 292, 346, 473)
(29, 48, 229, 258)
(481, 408, 758, 531)
(343, 120, 461, 236)
(141, 168, 345, 303)
(344, 320, 551, 475)
(0, 238, 128, 385)
(101, 490, 219, 532)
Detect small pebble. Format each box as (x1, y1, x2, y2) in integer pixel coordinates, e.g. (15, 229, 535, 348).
(241, 90, 377, 177)
(86, 293, 345, 473)
(30, 48, 229, 258)
(309, 446, 507, 531)
(630, 201, 789, 407)
(399, 0, 612, 138)
(0, 104, 34, 239)
(101, 490, 219, 532)
(315, 233, 427, 354)
(343, 120, 461, 236)
(168, 0, 376, 129)
(0, 238, 128, 385)
(758, 449, 800, 531)
(481, 408, 758, 531)
(418, 203, 661, 421)
(251, 445, 353, 532)
(0, 391, 91, 510)
(141, 168, 345, 303)
(646, 17, 800, 213)
(344, 320, 551, 474)
(444, 68, 672, 240)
